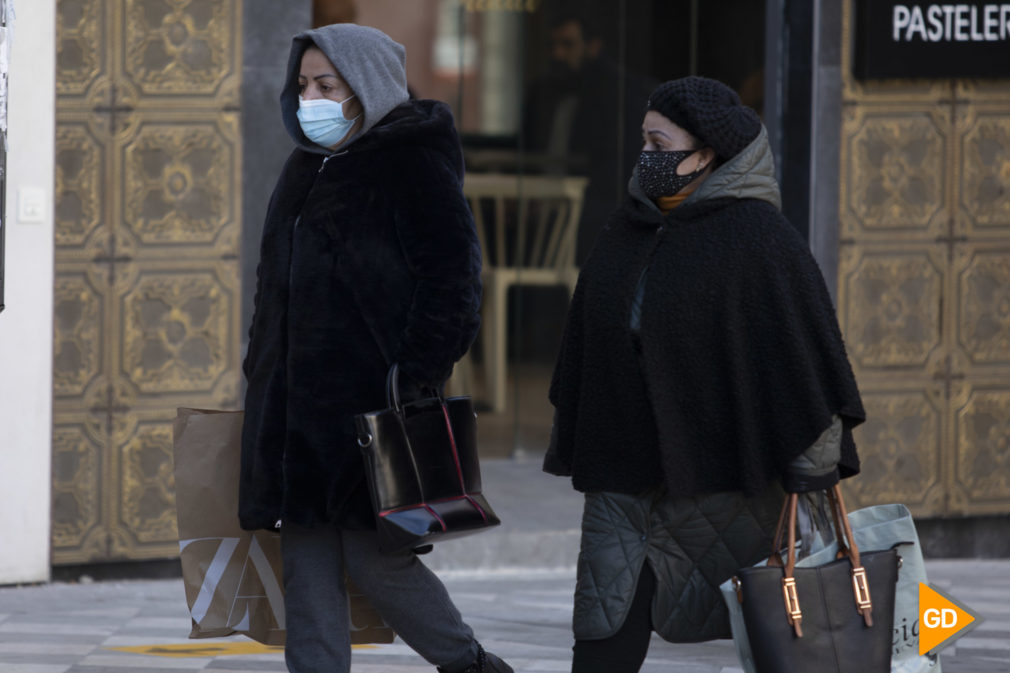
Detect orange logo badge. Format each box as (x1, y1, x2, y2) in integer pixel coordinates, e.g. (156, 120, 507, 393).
(918, 583, 983, 656)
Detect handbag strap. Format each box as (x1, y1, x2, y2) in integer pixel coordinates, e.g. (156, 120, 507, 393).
(386, 364, 401, 410)
(383, 364, 432, 504)
(827, 486, 874, 627)
(828, 487, 851, 559)
(386, 363, 444, 412)
(385, 363, 482, 506)
(772, 484, 875, 637)
(780, 494, 804, 636)
(767, 494, 791, 568)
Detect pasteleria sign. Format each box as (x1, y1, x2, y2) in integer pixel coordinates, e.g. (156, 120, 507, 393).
(854, 1, 1010, 78)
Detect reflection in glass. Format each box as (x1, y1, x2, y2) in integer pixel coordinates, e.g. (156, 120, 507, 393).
(315, 0, 767, 458)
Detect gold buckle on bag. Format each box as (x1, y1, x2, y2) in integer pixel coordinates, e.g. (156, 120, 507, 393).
(732, 576, 743, 604)
(781, 576, 803, 637)
(851, 566, 874, 626)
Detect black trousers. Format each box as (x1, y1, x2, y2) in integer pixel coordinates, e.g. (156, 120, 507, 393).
(571, 562, 656, 673)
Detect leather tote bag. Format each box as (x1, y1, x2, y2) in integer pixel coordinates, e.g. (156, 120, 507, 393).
(355, 364, 500, 554)
(731, 485, 900, 673)
(721, 501, 939, 673)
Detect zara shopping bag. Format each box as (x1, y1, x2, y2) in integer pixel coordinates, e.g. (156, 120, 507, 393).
(721, 501, 939, 673)
(729, 486, 900, 673)
(173, 408, 394, 645)
(355, 364, 500, 554)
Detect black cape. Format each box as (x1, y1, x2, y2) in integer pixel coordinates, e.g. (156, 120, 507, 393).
(548, 195, 865, 497)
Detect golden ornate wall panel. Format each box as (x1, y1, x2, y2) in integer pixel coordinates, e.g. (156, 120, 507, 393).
(840, 108, 951, 240)
(838, 245, 946, 372)
(54, 0, 242, 564)
(950, 382, 1010, 514)
(840, 1, 1010, 518)
(55, 124, 107, 253)
(51, 415, 105, 555)
(842, 69, 952, 106)
(956, 80, 1010, 103)
(956, 109, 1010, 237)
(955, 245, 1010, 368)
(843, 387, 946, 514)
(57, 0, 107, 98)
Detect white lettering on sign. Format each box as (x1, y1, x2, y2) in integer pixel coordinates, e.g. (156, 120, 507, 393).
(923, 607, 959, 628)
(892, 3, 1010, 41)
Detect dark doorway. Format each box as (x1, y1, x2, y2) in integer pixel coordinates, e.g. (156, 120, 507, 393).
(647, 0, 766, 114)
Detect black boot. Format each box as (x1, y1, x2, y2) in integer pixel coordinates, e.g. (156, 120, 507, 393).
(437, 642, 513, 673)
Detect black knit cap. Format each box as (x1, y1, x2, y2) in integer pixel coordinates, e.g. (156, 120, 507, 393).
(647, 76, 761, 160)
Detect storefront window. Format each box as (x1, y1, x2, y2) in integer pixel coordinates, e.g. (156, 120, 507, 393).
(315, 0, 766, 458)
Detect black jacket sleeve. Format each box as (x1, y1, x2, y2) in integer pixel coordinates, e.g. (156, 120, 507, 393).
(390, 147, 482, 386)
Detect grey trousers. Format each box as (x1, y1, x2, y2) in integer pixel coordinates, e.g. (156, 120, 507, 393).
(281, 523, 478, 673)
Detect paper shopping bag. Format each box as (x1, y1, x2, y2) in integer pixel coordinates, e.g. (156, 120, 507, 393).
(173, 408, 394, 646)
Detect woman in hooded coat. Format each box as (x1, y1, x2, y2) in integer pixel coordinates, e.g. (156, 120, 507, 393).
(240, 24, 511, 673)
(545, 76, 866, 672)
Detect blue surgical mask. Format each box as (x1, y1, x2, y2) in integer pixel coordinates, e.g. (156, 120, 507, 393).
(296, 95, 360, 148)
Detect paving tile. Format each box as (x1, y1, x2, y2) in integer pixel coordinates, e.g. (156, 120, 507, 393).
(0, 461, 1007, 672)
(77, 654, 212, 669)
(0, 642, 95, 655)
(0, 622, 117, 636)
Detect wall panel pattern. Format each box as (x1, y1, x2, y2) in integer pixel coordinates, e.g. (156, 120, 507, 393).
(54, 0, 242, 564)
(840, 1, 1010, 518)
(846, 387, 947, 516)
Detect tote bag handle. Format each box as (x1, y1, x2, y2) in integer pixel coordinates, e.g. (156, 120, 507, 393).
(385, 363, 444, 412)
(767, 485, 874, 637)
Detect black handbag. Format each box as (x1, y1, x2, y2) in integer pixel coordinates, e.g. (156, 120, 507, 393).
(354, 364, 500, 554)
(732, 485, 899, 673)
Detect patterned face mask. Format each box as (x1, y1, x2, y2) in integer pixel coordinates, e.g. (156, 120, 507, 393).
(637, 149, 708, 201)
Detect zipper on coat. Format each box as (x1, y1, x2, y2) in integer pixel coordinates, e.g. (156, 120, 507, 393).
(318, 149, 347, 173)
(277, 152, 342, 528)
(282, 211, 301, 527)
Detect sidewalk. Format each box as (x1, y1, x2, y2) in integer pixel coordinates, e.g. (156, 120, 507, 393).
(1, 458, 1008, 672)
(424, 456, 584, 572)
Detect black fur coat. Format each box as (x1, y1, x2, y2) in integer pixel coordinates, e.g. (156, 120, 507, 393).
(239, 100, 481, 531)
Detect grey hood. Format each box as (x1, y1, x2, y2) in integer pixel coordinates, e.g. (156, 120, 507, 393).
(281, 24, 410, 154)
(629, 124, 782, 213)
